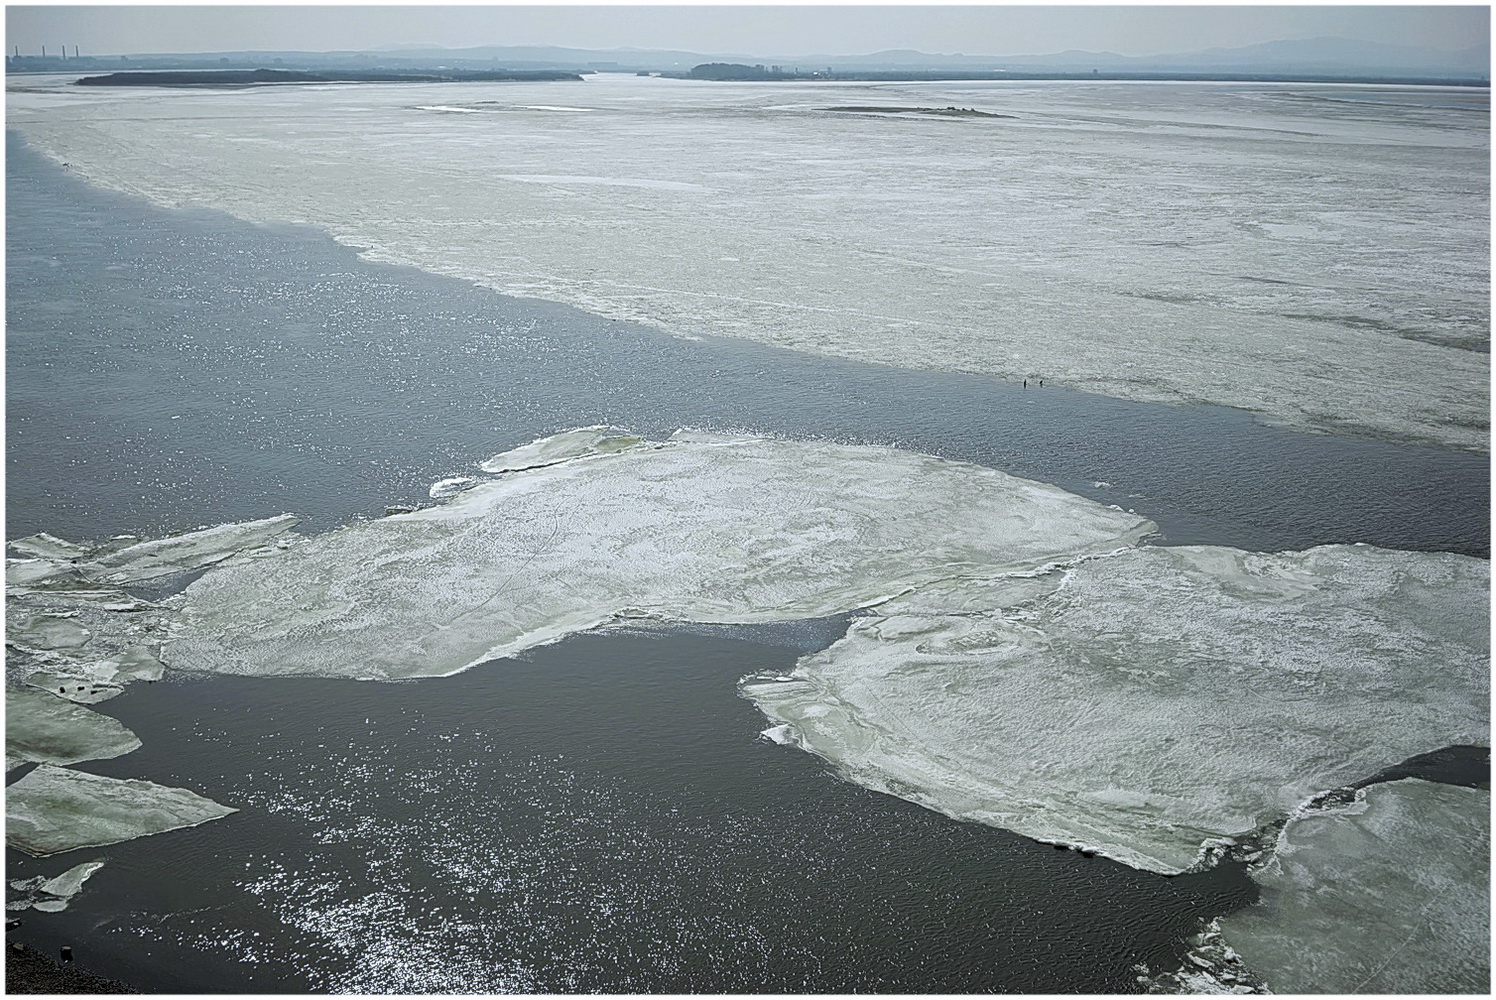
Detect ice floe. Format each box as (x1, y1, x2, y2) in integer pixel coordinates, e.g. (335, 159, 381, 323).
(6, 860, 105, 913)
(742, 544, 1489, 874)
(6, 687, 141, 769)
(165, 432, 1152, 680)
(478, 425, 645, 474)
(1219, 779, 1490, 994)
(6, 764, 237, 856)
(4, 429, 1488, 908)
(428, 476, 481, 500)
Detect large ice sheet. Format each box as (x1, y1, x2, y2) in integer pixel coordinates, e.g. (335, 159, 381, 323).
(1220, 779, 1490, 994)
(7, 77, 1486, 449)
(164, 433, 1153, 680)
(5, 687, 141, 769)
(743, 545, 1489, 874)
(6, 764, 237, 856)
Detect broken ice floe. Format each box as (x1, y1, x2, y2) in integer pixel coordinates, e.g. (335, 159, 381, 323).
(9, 532, 92, 562)
(164, 432, 1153, 680)
(6, 430, 1489, 895)
(1219, 779, 1490, 994)
(1135, 918, 1266, 994)
(6, 861, 105, 913)
(478, 425, 646, 473)
(72, 514, 300, 584)
(742, 544, 1488, 875)
(6, 764, 237, 856)
(6, 687, 141, 769)
(428, 476, 480, 500)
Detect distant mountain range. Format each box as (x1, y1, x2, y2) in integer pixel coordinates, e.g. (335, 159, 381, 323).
(10, 36, 1488, 83)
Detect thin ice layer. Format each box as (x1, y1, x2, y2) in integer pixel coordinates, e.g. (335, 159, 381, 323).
(1220, 779, 1490, 994)
(6, 687, 141, 768)
(5, 764, 237, 856)
(165, 434, 1153, 680)
(743, 545, 1489, 874)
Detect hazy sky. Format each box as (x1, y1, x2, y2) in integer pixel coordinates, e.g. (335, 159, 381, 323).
(6, 4, 1490, 58)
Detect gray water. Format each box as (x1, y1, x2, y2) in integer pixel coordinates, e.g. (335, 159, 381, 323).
(6, 133, 1487, 555)
(3, 129, 1487, 993)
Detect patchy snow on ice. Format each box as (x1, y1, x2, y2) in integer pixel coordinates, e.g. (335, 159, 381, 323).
(6, 764, 237, 856)
(8, 77, 1486, 449)
(743, 544, 1489, 874)
(164, 433, 1152, 681)
(1220, 779, 1490, 994)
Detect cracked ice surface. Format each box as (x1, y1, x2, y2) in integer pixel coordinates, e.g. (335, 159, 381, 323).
(165, 433, 1153, 680)
(743, 545, 1489, 874)
(5, 764, 237, 856)
(5, 687, 141, 769)
(1220, 779, 1490, 994)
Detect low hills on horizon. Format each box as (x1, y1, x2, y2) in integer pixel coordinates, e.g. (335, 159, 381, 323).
(9, 35, 1489, 84)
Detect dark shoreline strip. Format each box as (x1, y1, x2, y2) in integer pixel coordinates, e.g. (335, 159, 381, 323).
(5, 940, 139, 994)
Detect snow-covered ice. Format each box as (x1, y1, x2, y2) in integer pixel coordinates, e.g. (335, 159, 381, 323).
(743, 544, 1489, 874)
(1220, 779, 1490, 994)
(7, 77, 1486, 449)
(165, 432, 1152, 681)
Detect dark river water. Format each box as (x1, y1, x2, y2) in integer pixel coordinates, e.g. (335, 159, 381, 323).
(4, 130, 1487, 993)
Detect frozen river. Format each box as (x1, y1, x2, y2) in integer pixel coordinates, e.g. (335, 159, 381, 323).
(5, 73, 1489, 994)
(8, 73, 1489, 449)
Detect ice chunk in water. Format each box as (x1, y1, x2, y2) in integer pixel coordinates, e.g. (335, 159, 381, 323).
(75, 514, 300, 584)
(1220, 779, 1490, 994)
(38, 859, 106, 899)
(6, 764, 237, 856)
(6, 687, 141, 767)
(479, 425, 646, 473)
(6, 860, 106, 913)
(428, 476, 480, 500)
(166, 433, 1153, 680)
(743, 545, 1488, 874)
